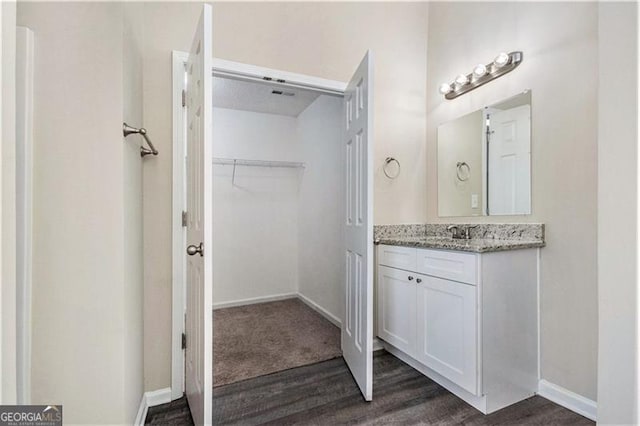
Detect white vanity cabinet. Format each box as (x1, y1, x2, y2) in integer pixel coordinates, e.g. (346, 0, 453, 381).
(376, 243, 539, 414)
(416, 274, 478, 394)
(377, 266, 417, 356)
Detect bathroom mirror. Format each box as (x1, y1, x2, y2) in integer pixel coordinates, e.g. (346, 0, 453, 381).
(437, 91, 531, 217)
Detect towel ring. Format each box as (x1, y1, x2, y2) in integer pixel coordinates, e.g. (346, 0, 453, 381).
(383, 157, 401, 179)
(456, 161, 471, 181)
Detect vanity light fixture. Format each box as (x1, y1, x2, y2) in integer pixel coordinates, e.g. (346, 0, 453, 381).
(472, 63, 488, 79)
(439, 51, 523, 100)
(455, 74, 469, 86)
(493, 52, 511, 68)
(439, 83, 453, 95)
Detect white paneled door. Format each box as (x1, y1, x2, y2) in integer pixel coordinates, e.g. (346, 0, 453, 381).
(185, 5, 213, 425)
(342, 51, 374, 401)
(488, 104, 531, 215)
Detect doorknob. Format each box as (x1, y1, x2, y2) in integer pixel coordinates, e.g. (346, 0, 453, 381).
(186, 242, 204, 257)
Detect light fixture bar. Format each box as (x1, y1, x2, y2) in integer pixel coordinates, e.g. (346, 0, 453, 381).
(442, 51, 523, 100)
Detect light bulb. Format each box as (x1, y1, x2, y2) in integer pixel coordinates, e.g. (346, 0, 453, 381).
(439, 83, 453, 95)
(455, 74, 469, 86)
(473, 64, 487, 78)
(493, 52, 510, 68)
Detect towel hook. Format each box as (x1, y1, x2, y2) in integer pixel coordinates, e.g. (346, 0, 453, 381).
(123, 123, 159, 158)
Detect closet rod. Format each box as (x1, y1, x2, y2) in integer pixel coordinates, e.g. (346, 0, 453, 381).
(212, 157, 306, 169)
(213, 157, 306, 185)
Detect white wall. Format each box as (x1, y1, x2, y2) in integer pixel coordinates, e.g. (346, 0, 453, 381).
(211, 2, 428, 226)
(140, 2, 428, 389)
(16, 2, 145, 423)
(426, 2, 598, 401)
(297, 95, 344, 321)
(597, 3, 639, 424)
(1, 0, 17, 404)
(122, 2, 145, 422)
(212, 96, 344, 323)
(212, 108, 300, 305)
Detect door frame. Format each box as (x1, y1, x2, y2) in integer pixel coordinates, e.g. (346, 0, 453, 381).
(16, 25, 34, 405)
(170, 53, 348, 398)
(171, 50, 189, 400)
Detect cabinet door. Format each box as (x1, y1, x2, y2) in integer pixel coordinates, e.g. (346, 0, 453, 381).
(377, 266, 416, 356)
(416, 275, 478, 394)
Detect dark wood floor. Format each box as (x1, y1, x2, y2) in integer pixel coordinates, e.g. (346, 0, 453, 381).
(147, 351, 594, 425)
(146, 397, 194, 425)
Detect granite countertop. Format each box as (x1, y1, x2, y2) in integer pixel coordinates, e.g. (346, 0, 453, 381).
(375, 235, 545, 253)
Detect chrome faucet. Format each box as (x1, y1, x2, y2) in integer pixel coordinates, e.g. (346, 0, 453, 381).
(446, 225, 462, 239)
(447, 225, 478, 240)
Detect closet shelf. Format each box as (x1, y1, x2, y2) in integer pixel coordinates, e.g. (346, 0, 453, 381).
(213, 157, 306, 169)
(213, 157, 305, 185)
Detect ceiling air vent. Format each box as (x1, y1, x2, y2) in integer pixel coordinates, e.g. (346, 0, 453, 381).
(271, 89, 295, 97)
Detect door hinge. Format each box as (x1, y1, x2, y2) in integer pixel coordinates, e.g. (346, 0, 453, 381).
(182, 210, 188, 227)
(182, 89, 186, 107)
(182, 332, 187, 350)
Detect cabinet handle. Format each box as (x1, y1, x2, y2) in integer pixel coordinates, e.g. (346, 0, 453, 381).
(416, 278, 422, 283)
(408, 276, 414, 281)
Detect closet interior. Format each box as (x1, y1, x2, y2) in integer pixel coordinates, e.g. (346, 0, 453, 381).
(211, 75, 346, 386)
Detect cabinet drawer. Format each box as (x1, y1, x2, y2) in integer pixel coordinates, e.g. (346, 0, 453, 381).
(378, 244, 417, 271)
(416, 248, 477, 285)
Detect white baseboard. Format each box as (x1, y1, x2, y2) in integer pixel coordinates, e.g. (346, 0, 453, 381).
(372, 338, 384, 352)
(296, 293, 341, 328)
(213, 293, 297, 310)
(146, 387, 172, 407)
(134, 394, 148, 426)
(134, 387, 173, 426)
(537, 379, 597, 421)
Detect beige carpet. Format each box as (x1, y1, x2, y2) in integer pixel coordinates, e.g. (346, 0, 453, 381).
(213, 298, 342, 387)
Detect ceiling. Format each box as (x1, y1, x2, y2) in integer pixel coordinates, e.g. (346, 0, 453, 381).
(212, 76, 321, 117)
